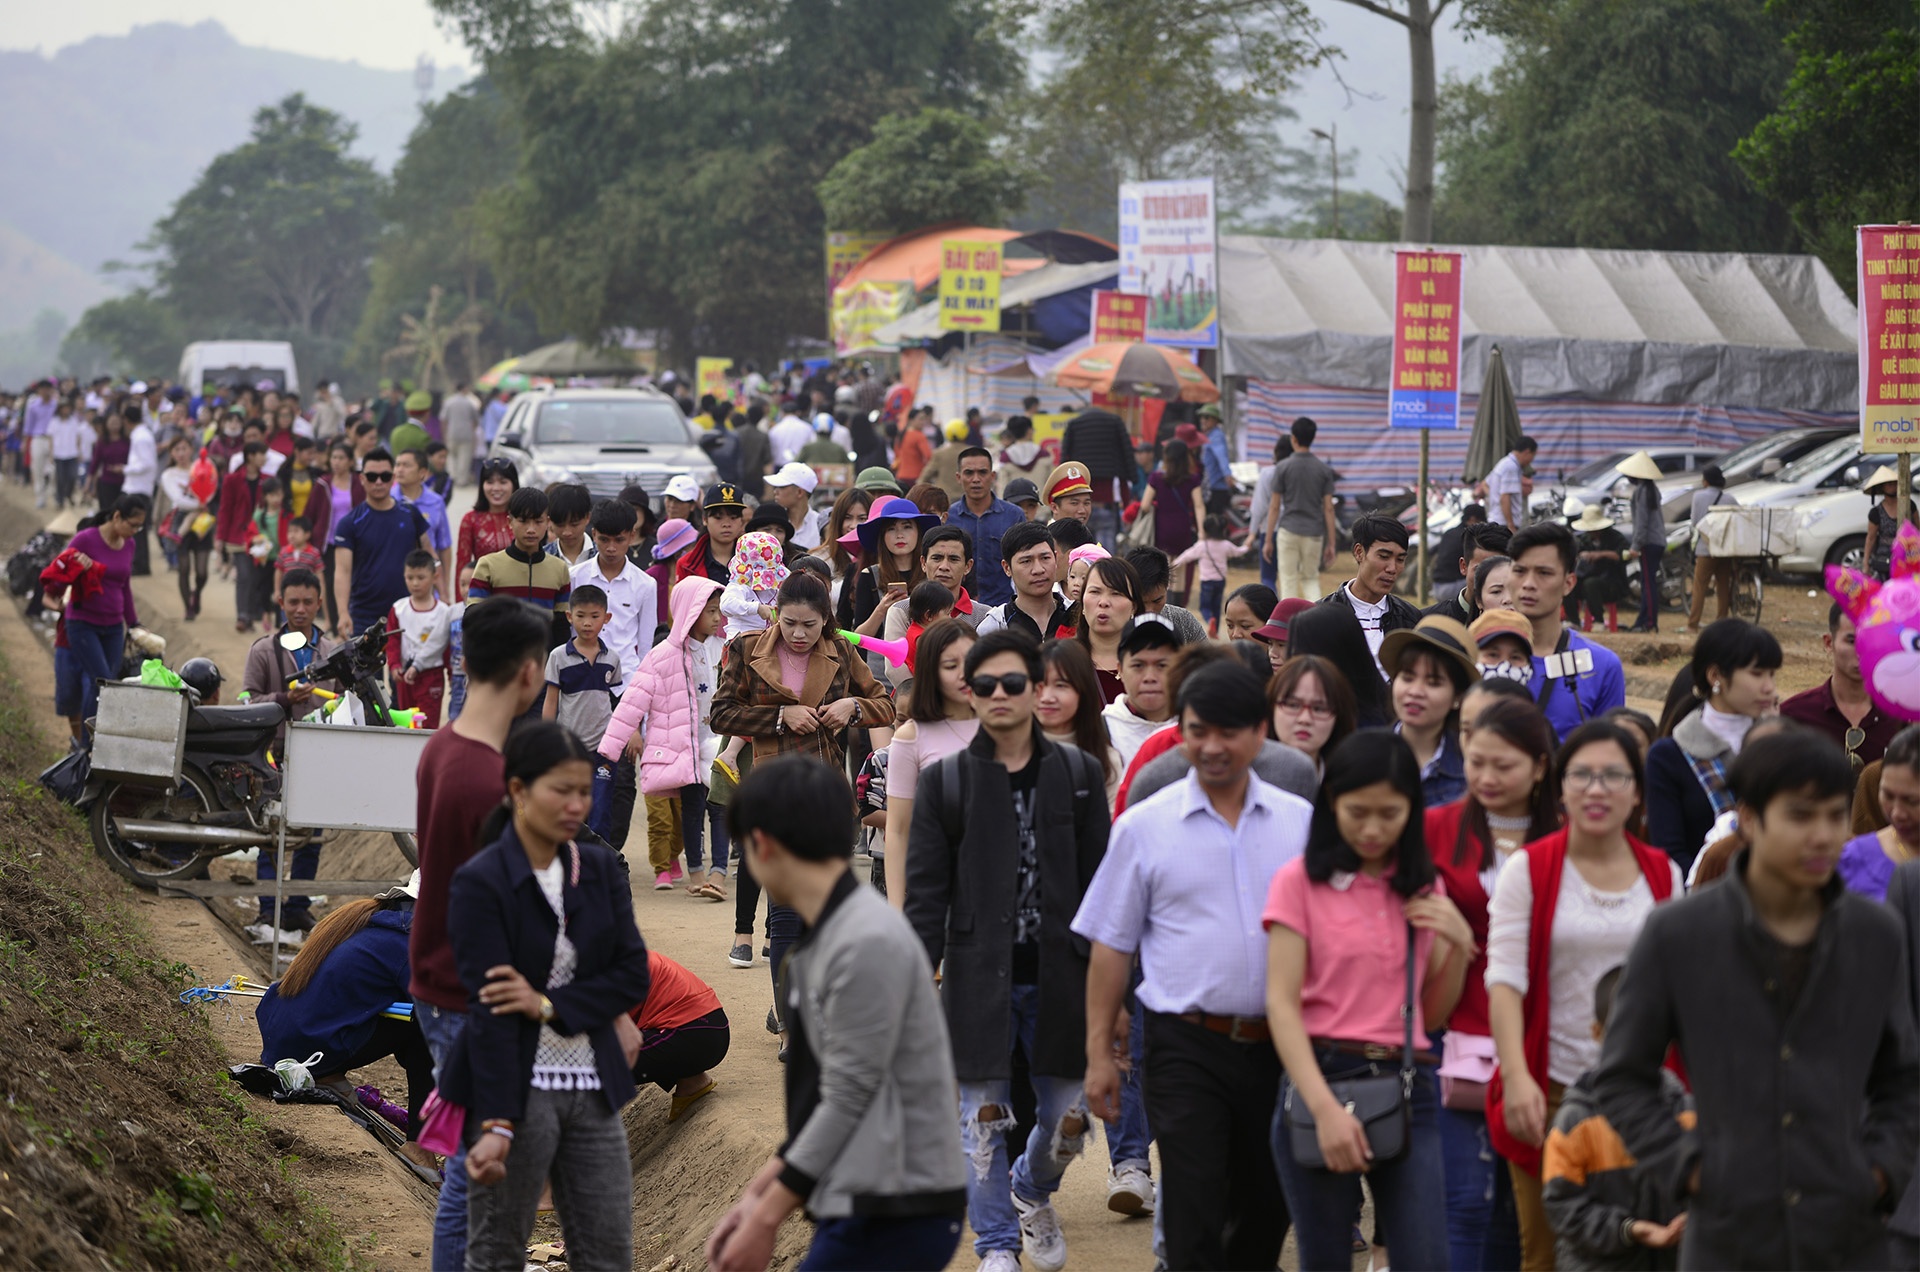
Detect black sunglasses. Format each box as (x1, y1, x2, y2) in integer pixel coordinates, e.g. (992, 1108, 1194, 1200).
(363, 470, 395, 482)
(969, 672, 1030, 698)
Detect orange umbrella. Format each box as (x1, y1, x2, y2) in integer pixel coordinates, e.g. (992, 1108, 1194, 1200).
(1050, 341, 1219, 402)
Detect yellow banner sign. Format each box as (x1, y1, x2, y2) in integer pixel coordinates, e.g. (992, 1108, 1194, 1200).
(938, 239, 1002, 333)
(827, 230, 889, 295)
(695, 358, 733, 406)
(832, 280, 916, 355)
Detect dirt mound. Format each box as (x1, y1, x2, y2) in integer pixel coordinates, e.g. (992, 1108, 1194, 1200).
(0, 658, 350, 1271)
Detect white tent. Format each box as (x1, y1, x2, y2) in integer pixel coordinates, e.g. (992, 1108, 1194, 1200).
(1219, 237, 1858, 414)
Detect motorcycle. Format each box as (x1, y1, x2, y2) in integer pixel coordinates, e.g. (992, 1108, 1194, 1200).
(86, 624, 419, 890)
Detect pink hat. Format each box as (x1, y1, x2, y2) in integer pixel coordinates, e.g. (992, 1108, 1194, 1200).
(1068, 543, 1110, 568)
(653, 518, 698, 560)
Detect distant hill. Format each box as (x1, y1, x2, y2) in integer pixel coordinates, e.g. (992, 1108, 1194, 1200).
(0, 224, 112, 331)
(0, 20, 466, 311)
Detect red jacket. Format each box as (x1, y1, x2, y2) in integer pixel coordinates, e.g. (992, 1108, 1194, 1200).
(1486, 828, 1675, 1177)
(1425, 799, 1503, 1039)
(214, 467, 267, 548)
(673, 534, 725, 584)
(39, 547, 105, 607)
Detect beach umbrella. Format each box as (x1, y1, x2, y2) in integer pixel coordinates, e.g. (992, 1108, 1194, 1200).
(475, 356, 520, 391)
(1050, 341, 1220, 403)
(513, 339, 641, 378)
(1462, 344, 1521, 483)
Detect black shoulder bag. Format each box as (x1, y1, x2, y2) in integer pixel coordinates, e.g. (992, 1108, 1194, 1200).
(1281, 920, 1416, 1168)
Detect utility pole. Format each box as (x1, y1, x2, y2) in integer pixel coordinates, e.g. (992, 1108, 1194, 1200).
(1311, 125, 1340, 238)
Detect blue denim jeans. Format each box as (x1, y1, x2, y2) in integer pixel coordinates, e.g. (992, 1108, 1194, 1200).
(1439, 1104, 1521, 1272)
(679, 782, 728, 876)
(956, 984, 1089, 1256)
(1103, 981, 1151, 1172)
(256, 833, 321, 922)
(1270, 1049, 1448, 1272)
(1087, 502, 1120, 552)
(64, 618, 124, 722)
(799, 1214, 963, 1271)
(1260, 532, 1277, 591)
(416, 1001, 469, 1272)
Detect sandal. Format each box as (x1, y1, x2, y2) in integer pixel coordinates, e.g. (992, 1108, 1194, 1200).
(669, 1078, 716, 1122)
(691, 879, 727, 901)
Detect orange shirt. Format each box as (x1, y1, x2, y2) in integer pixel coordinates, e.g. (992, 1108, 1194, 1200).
(894, 429, 932, 481)
(629, 951, 721, 1030)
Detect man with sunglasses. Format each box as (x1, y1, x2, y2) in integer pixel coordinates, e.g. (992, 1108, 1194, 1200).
(905, 629, 1111, 1272)
(332, 448, 434, 639)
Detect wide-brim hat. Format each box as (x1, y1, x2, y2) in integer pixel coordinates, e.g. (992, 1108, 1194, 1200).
(1254, 597, 1315, 643)
(653, 518, 698, 559)
(1571, 506, 1615, 532)
(1864, 465, 1900, 492)
(1616, 451, 1663, 482)
(1378, 615, 1479, 687)
(1467, 607, 1533, 655)
(856, 495, 940, 553)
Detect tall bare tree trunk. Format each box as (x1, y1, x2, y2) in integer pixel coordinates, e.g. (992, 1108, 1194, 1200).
(1402, 0, 1437, 241)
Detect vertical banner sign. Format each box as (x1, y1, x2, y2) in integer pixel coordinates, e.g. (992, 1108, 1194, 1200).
(937, 240, 1002, 332)
(1090, 290, 1150, 343)
(832, 281, 916, 356)
(1389, 250, 1465, 429)
(696, 358, 733, 405)
(1859, 225, 1920, 453)
(826, 230, 888, 295)
(1118, 178, 1218, 348)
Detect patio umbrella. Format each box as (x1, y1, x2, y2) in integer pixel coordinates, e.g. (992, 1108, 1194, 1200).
(1050, 341, 1220, 403)
(475, 356, 521, 391)
(1462, 344, 1521, 483)
(513, 339, 642, 378)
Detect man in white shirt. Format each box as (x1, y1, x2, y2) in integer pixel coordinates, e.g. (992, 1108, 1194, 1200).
(123, 403, 160, 575)
(767, 412, 815, 468)
(1319, 512, 1422, 675)
(764, 461, 825, 549)
(1101, 615, 1179, 769)
(570, 498, 657, 678)
(440, 382, 483, 488)
(1486, 436, 1537, 528)
(310, 382, 347, 441)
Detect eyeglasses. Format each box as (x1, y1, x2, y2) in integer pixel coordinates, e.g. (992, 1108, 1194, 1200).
(1564, 766, 1635, 793)
(362, 470, 394, 483)
(1845, 726, 1867, 771)
(1278, 696, 1334, 720)
(969, 672, 1031, 699)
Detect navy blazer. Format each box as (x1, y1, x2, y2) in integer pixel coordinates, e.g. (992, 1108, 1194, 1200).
(438, 823, 650, 1122)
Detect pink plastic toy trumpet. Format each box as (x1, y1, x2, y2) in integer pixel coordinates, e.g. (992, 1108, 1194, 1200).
(839, 629, 910, 668)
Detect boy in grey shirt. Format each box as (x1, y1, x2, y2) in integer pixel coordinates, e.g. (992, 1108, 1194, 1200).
(708, 756, 967, 1272)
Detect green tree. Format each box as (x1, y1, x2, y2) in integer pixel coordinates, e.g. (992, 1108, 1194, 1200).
(434, 0, 1021, 362)
(57, 293, 182, 381)
(1433, 0, 1796, 254)
(1733, 0, 1920, 291)
(1017, 0, 1317, 236)
(817, 108, 1026, 234)
(150, 95, 385, 338)
(353, 78, 542, 384)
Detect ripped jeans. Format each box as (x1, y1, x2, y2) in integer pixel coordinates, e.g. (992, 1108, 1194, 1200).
(956, 985, 1088, 1256)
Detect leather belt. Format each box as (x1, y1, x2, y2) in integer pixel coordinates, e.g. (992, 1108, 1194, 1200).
(1179, 1012, 1270, 1043)
(1317, 1037, 1439, 1066)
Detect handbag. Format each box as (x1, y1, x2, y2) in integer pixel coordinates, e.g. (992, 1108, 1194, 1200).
(1123, 501, 1156, 552)
(1281, 920, 1416, 1168)
(1438, 1030, 1498, 1112)
(416, 1089, 466, 1157)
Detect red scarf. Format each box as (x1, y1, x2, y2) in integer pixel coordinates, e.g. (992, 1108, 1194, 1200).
(1485, 829, 1674, 1177)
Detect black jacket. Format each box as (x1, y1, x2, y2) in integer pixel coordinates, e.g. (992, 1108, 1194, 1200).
(1886, 859, 1920, 1244)
(439, 824, 652, 1122)
(1319, 580, 1424, 635)
(904, 727, 1109, 1082)
(1593, 849, 1919, 1270)
(1059, 410, 1139, 488)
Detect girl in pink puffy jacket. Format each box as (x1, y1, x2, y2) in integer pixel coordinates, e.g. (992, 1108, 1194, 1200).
(600, 574, 730, 898)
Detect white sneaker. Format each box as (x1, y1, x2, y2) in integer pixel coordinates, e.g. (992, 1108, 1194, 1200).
(1107, 1164, 1154, 1216)
(1012, 1192, 1067, 1272)
(247, 923, 303, 947)
(977, 1251, 1021, 1272)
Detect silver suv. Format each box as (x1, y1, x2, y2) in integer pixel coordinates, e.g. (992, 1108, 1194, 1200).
(487, 387, 715, 501)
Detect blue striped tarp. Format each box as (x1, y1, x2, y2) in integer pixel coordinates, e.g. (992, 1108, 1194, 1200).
(1237, 380, 1853, 492)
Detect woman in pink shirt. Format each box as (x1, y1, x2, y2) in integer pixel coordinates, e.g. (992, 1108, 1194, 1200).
(1263, 730, 1475, 1271)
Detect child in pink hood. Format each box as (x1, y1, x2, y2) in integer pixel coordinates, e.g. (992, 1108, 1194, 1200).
(600, 574, 730, 897)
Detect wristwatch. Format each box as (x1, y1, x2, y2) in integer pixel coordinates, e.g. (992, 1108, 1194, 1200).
(1621, 1217, 1638, 1248)
(538, 995, 555, 1024)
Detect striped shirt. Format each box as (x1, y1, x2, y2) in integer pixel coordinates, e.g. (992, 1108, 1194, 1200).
(468, 544, 573, 612)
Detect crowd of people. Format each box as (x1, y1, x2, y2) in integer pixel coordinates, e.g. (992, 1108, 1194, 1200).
(19, 365, 1920, 1272)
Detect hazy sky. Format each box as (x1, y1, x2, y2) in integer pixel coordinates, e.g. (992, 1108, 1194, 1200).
(0, 0, 470, 72)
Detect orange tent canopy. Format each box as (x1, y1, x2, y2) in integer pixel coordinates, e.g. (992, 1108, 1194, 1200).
(837, 222, 1116, 294)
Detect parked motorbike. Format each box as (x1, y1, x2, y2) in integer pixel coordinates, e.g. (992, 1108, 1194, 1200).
(86, 624, 419, 890)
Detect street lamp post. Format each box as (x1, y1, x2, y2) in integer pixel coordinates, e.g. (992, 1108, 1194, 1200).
(1311, 125, 1339, 239)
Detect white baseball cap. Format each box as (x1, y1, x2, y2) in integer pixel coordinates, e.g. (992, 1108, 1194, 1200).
(765, 461, 819, 493)
(663, 474, 701, 502)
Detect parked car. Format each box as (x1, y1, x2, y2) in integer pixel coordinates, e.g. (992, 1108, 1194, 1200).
(486, 387, 716, 502)
(1783, 460, 1901, 574)
(1531, 447, 1718, 521)
(1708, 434, 1869, 515)
(1648, 426, 1853, 523)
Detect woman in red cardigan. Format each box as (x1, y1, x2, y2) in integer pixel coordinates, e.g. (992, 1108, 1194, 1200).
(1484, 719, 1683, 1269)
(1426, 697, 1561, 1272)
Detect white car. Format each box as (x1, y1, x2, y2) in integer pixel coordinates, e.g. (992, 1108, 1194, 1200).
(1783, 462, 1901, 574)
(488, 386, 716, 502)
(1648, 426, 1852, 523)
(1703, 434, 1868, 516)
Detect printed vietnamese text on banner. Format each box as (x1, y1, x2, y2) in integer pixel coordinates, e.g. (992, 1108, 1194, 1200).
(696, 358, 733, 405)
(1389, 250, 1464, 430)
(832, 281, 915, 355)
(826, 230, 888, 295)
(1118, 178, 1218, 348)
(938, 240, 1002, 332)
(1858, 225, 1920, 454)
(1090, 291, 1150, 343)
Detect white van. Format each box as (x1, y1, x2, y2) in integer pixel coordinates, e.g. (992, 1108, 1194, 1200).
(178, 341, 300, 395)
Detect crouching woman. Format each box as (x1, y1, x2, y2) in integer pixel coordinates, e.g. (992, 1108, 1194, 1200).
(439, 721, 652, 1271)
